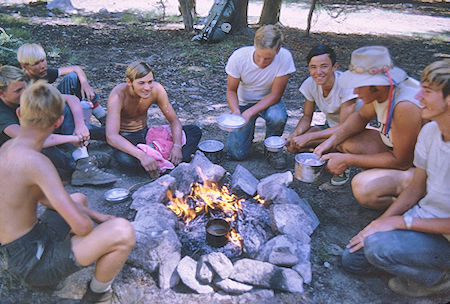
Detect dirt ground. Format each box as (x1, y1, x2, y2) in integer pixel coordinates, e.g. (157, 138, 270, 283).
(0, 1, 449, 303)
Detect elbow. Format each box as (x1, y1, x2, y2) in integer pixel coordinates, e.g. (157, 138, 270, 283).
(73, 220, 94, 236)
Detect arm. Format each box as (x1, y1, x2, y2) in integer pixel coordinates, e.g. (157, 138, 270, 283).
(32, 155, 94, 236)
(154, 83, 183, 165)
(63, 94, 90, 144)
(105, 87, 159, 175)
(226, 75, 241, 115)
(4, 123, 81, 148)
(325, 101, 422, 171)
(348, 167, 450, 252)
(314, 103, 374, 156)
(241, 74, 290, 122)
(339, 98, 357, 123)
(289, 99, 315, 138)
(59, 66, 95, 101)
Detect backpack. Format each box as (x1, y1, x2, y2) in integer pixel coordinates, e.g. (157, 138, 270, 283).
(192, 0, 236, 43)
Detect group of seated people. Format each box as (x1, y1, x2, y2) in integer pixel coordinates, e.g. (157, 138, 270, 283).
(0, 24, 448, 302)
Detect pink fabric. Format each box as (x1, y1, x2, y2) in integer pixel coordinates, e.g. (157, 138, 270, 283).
(136, 125, 186, 172)
(136, 144, 175, 172)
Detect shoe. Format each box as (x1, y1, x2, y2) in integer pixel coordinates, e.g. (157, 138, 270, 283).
(80, 283, 113, 304)
(89, 152, 111, 168)
(267, 150, 287, 170)
(331, 168, 350, 186)
(388, 275, 450, 297)
(71, 158, 117, 186)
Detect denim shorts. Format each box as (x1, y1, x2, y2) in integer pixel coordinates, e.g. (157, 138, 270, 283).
(0, 209, 83, 289)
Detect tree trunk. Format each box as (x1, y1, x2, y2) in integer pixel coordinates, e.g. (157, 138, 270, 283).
(230, 0, 249, 33)
(258, 0, 281, 25)
(306, 0, 318, 36)
(178, 0, 194, 31)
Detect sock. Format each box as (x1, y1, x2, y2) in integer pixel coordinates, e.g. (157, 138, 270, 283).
(72, 146, 89, 161)
(89, 277, 114, 293)
(92, 105, 106, 118)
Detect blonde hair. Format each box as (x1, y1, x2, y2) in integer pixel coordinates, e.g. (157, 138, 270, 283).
(0, 65, 27, 91)
(421, 60, 450, 98)
(125, 61, 153, 82)
(17, 43, 46, 65)
(254, 25, 284, 50)
(19, 80, 64, 128)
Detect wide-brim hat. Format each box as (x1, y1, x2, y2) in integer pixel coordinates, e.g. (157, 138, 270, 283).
(339, 46, 408, 89)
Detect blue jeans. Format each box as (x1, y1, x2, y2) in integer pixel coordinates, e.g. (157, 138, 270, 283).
(57, 72, 100, 104)
(342, 230, 450, 287)
(113, 125, 202, 171)
(226, 100, 287, 160)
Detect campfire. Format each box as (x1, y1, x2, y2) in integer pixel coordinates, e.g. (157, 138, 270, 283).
(166, 176, 266, 249)
(128, 151, 319, 294)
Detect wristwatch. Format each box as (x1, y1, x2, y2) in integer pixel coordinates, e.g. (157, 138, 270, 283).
(403, 215, 414, 230)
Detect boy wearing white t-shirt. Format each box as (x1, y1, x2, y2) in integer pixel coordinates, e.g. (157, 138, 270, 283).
(286, 45, 357, 185)
(341, 60, 450, 297)
(225, 25, 296, 169)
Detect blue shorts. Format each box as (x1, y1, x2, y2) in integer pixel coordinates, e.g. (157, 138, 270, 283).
(0, 209, 83, 289)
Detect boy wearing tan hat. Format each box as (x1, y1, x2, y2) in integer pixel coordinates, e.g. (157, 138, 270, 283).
(315, 45, 424, 210)
(341, 60, 450, 297)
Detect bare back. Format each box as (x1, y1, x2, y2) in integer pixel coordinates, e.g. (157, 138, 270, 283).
(0, 140, 49, 244)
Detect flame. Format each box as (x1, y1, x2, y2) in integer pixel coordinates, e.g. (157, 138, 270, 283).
(166, 167, 266, 248)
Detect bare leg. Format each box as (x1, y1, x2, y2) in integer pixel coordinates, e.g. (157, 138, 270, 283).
(71, 218, 135, 282)
(352, 168, 415, 209)
(338, 128, 389, 155)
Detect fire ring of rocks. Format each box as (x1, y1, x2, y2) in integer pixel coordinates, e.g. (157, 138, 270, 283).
(128, 151, 319, 295)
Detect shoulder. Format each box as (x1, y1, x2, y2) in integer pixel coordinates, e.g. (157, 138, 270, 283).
(419, 121, 439, 138)
(300, 76, 316, 91)
(229, 46, 253, 59)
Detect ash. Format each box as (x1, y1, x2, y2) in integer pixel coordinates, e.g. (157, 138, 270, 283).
(174, 197, 272, 260)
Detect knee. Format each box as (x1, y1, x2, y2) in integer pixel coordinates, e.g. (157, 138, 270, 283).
(71, 193, 87, 207)
(341, 248, 368, 274)
(363, 233, 393, 268)
(351, 173, 379, 209)
(63, 72, 79, 84)
(266, 111, 287, 127)
(109, 218, 136, 249)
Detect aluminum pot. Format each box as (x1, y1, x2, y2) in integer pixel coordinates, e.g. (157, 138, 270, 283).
(198, 140, 224, 163)
(294, 153, 325, 183)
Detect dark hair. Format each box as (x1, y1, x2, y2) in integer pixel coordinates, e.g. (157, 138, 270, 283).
(306, 44, 336, 65)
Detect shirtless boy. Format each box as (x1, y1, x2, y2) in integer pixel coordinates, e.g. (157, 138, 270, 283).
(0, 81, 135, 303)
(106, 61, 201, 178)
(315, 46, 424, 210)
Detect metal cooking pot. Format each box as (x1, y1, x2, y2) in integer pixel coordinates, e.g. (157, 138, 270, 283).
(206, 218, 230, 247)
(294, 153, 325, 183)
(198, 140, 224, 163)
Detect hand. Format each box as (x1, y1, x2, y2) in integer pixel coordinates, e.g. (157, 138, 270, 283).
(288, 134, 312, 153)
(314, 138, 335, 158)
(347, 216, 404, 252)
(80, 82, 95, 101)
(320, 153, 348, 175)
(139, 154, 160, 179)
(74, 124, 90, 146)
(169, 145, 182, 165)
